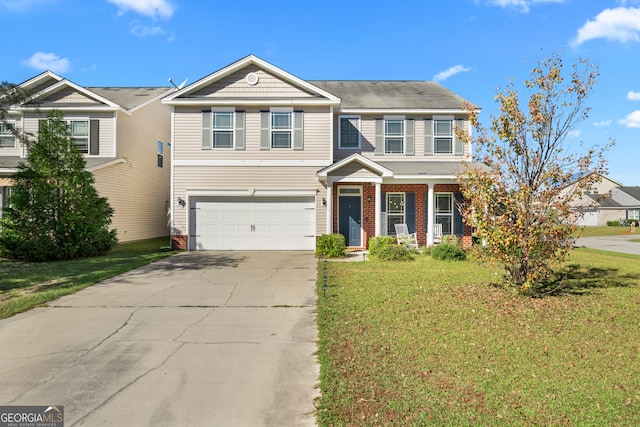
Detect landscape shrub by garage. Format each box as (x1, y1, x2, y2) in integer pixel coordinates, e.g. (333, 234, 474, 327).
(316, 234, 346, 258)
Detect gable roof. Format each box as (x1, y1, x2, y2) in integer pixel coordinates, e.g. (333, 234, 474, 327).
(10, 71, 171, 113)
(310, 80, 476, 112)
(163, 54, 341, 106)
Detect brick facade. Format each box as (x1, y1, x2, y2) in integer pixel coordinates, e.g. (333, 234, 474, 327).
(171, 234, 187, 250)
(333, 182, 471, 249)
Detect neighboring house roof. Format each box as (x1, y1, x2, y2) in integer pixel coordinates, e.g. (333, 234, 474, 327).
(88, 87, 172, 110)
(585, 186, 640, 209)
(309, 80, 476, 112)
(619, 186, 640, 201)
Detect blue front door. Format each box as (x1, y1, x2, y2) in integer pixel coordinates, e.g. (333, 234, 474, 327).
(339, 196, 361, 246)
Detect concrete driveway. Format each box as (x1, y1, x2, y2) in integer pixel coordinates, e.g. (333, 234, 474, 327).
(575, 234, 640, 255)
(0, 251, 319, 426)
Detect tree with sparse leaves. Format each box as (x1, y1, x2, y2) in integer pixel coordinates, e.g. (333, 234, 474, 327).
(458, 52, 613, 295)
(0, 110, 117, 261)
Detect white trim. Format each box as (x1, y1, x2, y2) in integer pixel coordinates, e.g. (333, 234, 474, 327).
(85, 157, 126, 172)
(330, 176, 384, 184)
(337, 184, 364, 247)
(170, 107, 176, 235)
(163, 54, 341, 103)
(317, 153, 393, 178)
(174, 159, 331, 167)
(186, 189, 317, 197)
(329, 106, 334, 163)
(162, 99, 339, 107)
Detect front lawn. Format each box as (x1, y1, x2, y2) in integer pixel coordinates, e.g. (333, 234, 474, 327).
(577, 226, 638, 237)
(316, 249, 640, 426)
(0, 237, 178, 319)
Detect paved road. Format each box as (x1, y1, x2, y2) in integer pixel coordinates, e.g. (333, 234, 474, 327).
(575, 234, 640, 255)
(0, 251, 319, 426)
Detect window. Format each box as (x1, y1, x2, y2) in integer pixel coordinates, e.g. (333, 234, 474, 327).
(339, 116, 360, 149)
(69, 120, 89, 153)
(435, 193, 453, 234)
(385, 118, 404, 154)
(271, 111, 292, 149)
(157, 140, 164, 168)
(629, 209, 640, 221)
(0, 122, 16, 148)
(434, 119, 453, 154)
(387, 193, 405, 235)
(213, 111, 234, 149)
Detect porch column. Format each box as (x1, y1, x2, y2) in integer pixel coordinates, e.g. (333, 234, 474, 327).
(326, 182, 333, 235)
(427, 183, 435, 246)
(374, 182, 381, 236)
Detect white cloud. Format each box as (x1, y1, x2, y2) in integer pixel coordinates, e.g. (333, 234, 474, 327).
(130, 23, 165, 37)
(22, 52, 70, 73)
(434, 65, 472, 82)
(619, 110, 640, 128)
(488, 0, 564, 13)
(593, 119, 612, 127)
(568, 129, 581, 138)
(627, 90, 640, 101)
(573, 7, 640, 45)
(106, 0, 175, 19)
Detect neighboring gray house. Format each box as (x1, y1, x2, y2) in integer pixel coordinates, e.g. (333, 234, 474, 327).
(582, 186, 640, 225)
(0, 71, 173, 242)
(163, 55, 482, 251)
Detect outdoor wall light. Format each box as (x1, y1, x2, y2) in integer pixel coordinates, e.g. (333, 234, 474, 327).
(368, 197, 372, 203)
(322, 198, 327, 206)
(178, 197, 186, 207)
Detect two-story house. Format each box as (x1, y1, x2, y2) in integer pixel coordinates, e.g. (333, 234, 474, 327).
(0, 71, 173, 242)
(164, 55, 480, 251)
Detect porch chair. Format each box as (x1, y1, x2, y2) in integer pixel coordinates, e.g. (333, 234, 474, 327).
(394, 223, 418, 249)
(428, 223, 443, 244)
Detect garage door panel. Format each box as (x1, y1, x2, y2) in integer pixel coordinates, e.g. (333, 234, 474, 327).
(190, 196, 316, 250)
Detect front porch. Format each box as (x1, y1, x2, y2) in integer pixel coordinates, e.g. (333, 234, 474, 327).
(317, 154, 473, 250)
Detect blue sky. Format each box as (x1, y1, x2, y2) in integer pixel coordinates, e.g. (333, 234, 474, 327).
(1, 0, 639, 184)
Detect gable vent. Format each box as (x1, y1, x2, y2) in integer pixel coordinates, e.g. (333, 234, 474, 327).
(246, 72, 259, 85)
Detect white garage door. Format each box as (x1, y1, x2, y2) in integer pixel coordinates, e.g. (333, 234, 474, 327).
(190, 196, 316, 250)
(577, 209, 599, 226)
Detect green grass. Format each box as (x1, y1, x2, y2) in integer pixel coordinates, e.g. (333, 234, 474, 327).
(316, 250, 640, 426)
(0, 237, 178, 319)
(577, 226, 637, 237)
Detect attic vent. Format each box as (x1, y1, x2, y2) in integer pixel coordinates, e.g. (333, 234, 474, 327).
(246, 72, 259, 85)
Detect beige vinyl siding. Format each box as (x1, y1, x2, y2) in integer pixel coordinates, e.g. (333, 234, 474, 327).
(173, 106, 331, 161)
(191, 65, 317, 98)
(22, 111, 116, 157)
(94, 101, 171, 242)
(0, 177, 13, 186)
(41, 87, 103, 105)
(334, 114, 471, 162)
(172, 165, 326, 237)
(335, 163, 380, 179)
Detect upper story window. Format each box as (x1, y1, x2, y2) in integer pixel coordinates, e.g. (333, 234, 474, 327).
(213, 111, 234, 149)
(0, 122, 16, 148)
(385, 118, 404, 154)
(271, 111, 292, 149)
(434, 119, 453, 154)
(202, 110, 245, 150)
(69, 120, 89, 153)
(339, 116, 360, 149)
(260, 109, 303, 150)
